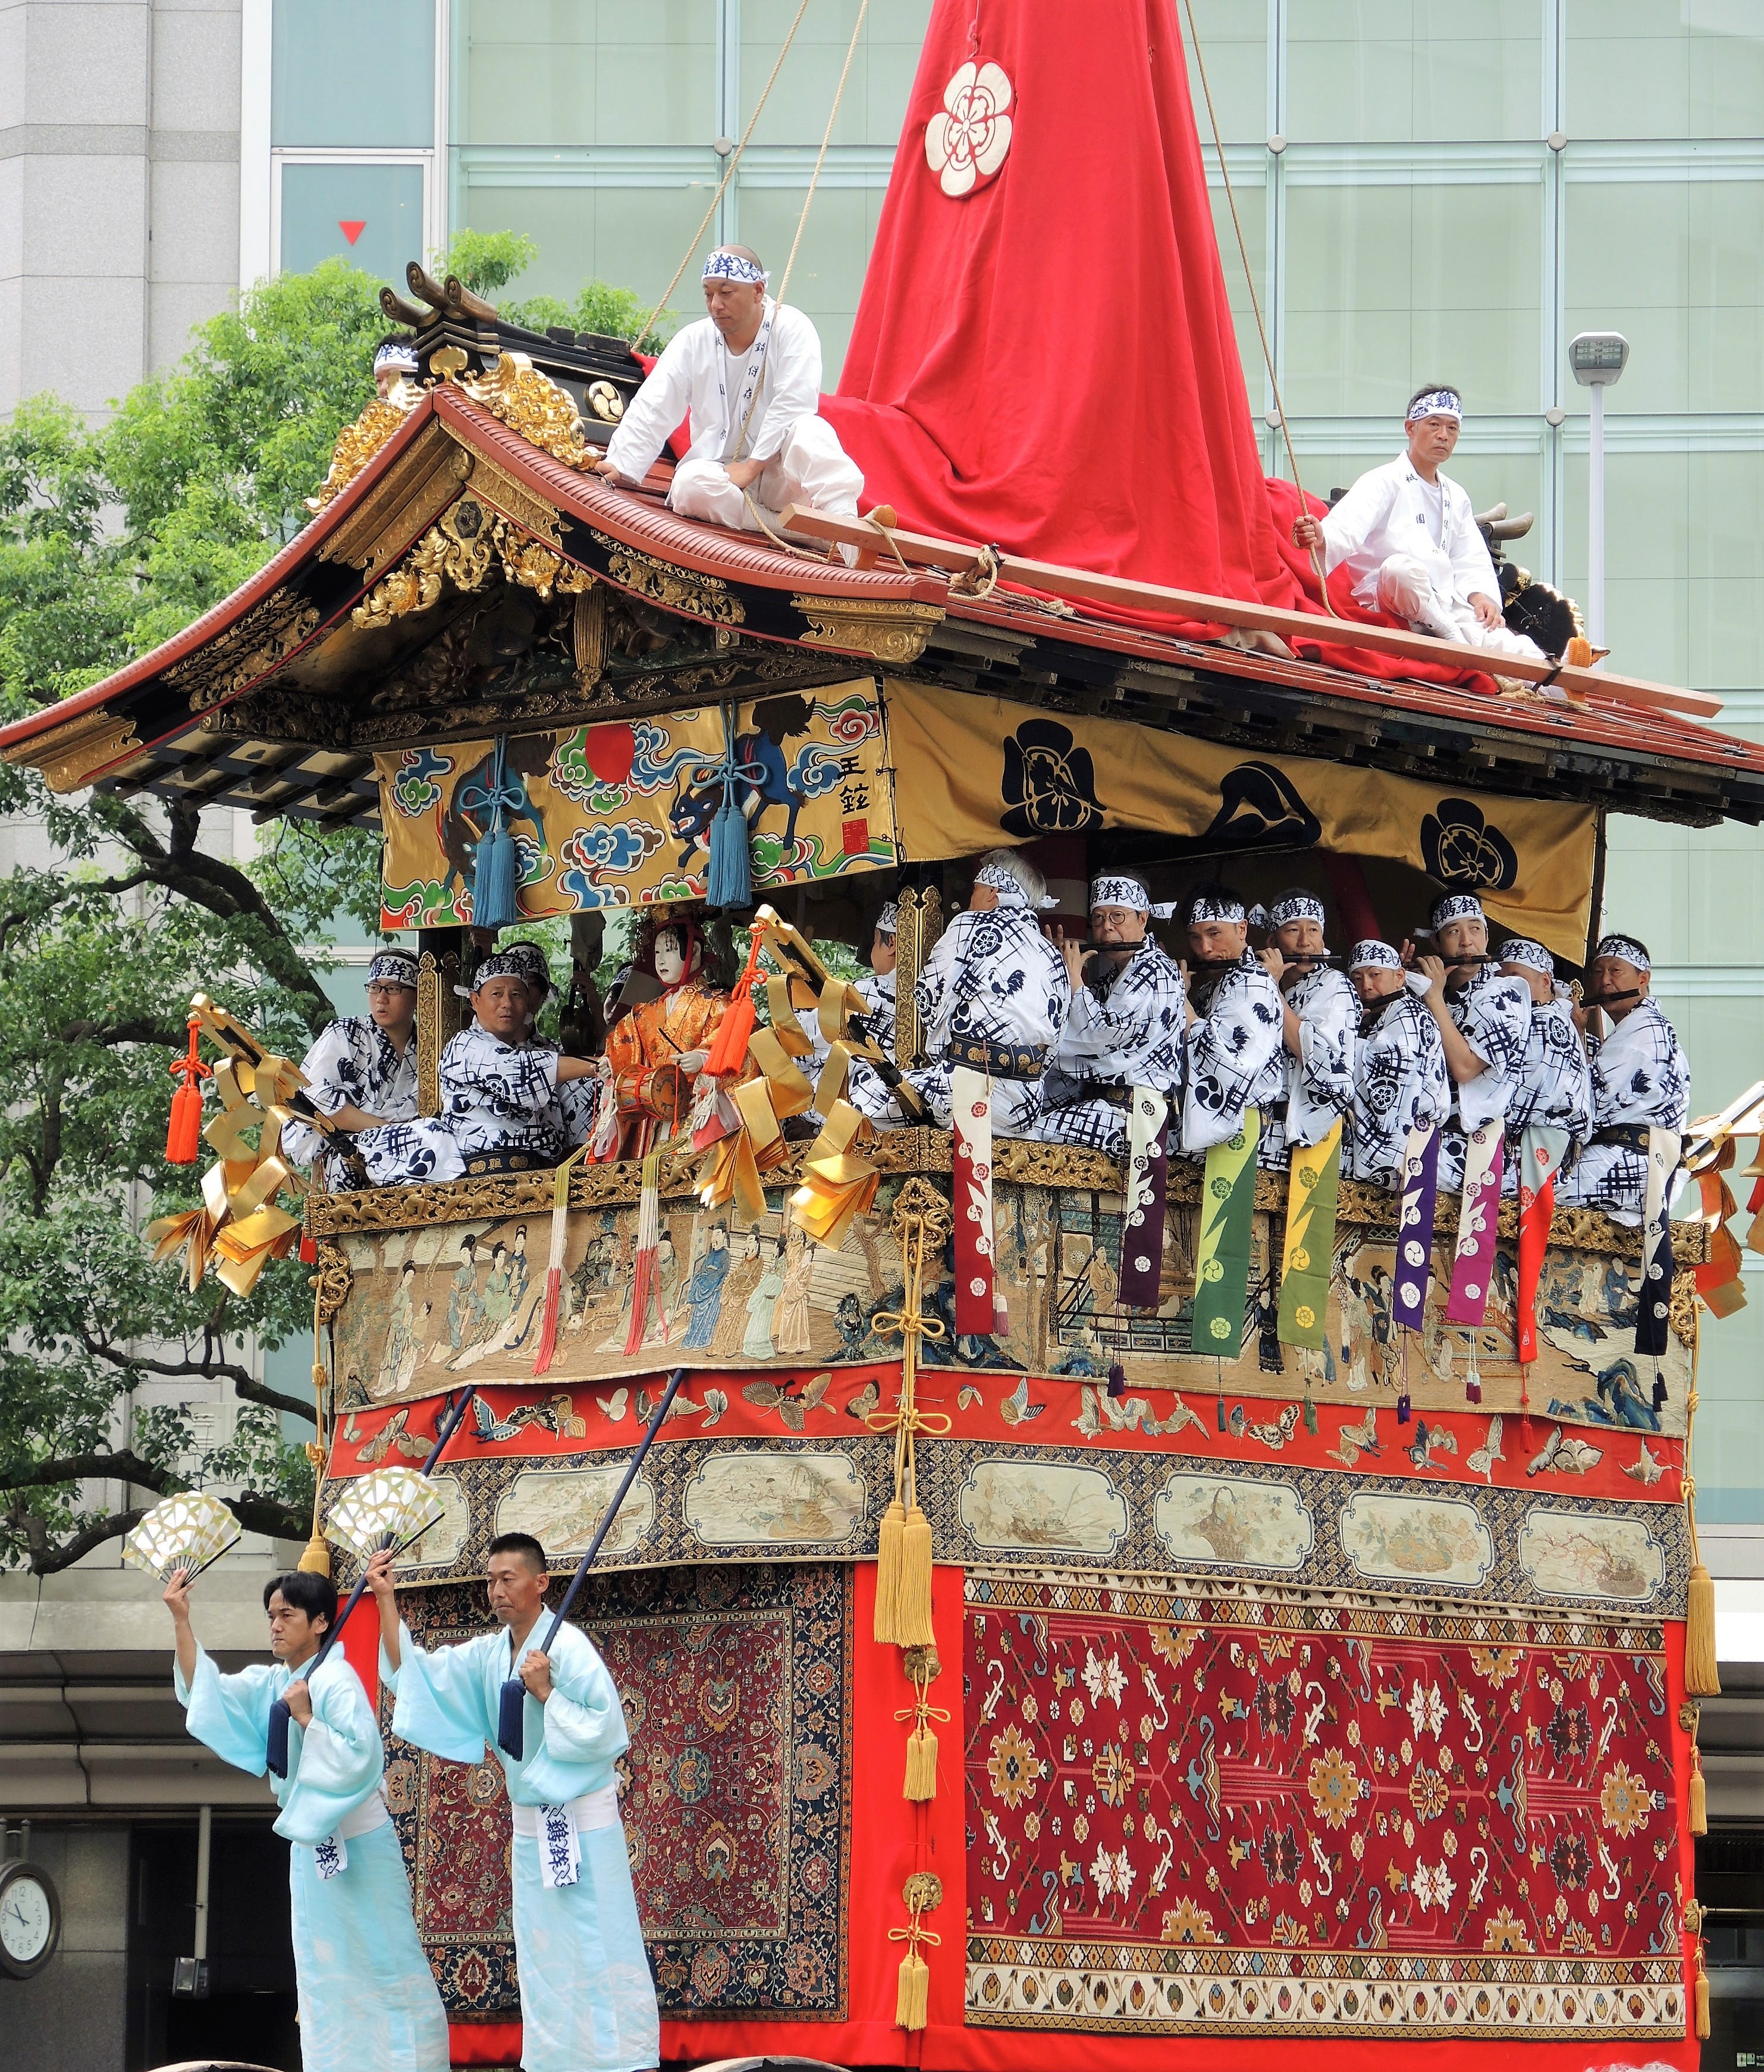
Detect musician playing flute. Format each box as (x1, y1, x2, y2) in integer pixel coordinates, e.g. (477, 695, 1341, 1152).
(1254, 889, 1356, 1169)
(1558, 932, 1689, 1223)
(371, 1534, 659, 2072)
(1405, 892, 1531, 1192)
(1036, 873, 1186, 1156)
(164, 1566, 448, 2072)
(1345, 940, 1449, 1187)
(1177, 885, 1285, 1156)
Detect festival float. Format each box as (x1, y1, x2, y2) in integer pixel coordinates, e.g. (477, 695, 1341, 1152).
(5, 4, 1764, 2068)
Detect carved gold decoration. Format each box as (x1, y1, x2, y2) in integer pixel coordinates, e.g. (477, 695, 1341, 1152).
(903, 1872, 944, 1914)
(311, 1243, 353, 1326)
(457, 352, 592, 470)
(893, 888, 925, 1069)
(320, 430, 473, 578)
(2, 705, 142, 792)
(602, 541, 745, 629)
(307, 384, 423, 513)
(793, 595, 943, 664)
(586, 380, 625, 422)
(415, 949, 465, 1116)
(1671, 1268, 1700, 1350)
(429, 346, 468, 380)
(469, 452, 564, 547)
(572, 585, 607, 689)
(161, 588, 322, 714)
(351, 496, 593, 631)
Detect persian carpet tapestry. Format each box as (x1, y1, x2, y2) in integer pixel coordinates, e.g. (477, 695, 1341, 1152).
(382, 1561, 851, 2021)
(963, 1570, 1684, 2039)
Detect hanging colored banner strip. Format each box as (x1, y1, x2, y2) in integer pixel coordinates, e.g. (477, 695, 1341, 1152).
(1446, 1123, 1504, 1325)
(1515, 1124, 1569, 1365)
(1392, 1123, 1440, 1334)
(1277, 1121, 1342, 1350)
(1118, 1086, 1169, 1311)
(950, 1065, 996, 1336)
(1191, 1112, 1260, 1361)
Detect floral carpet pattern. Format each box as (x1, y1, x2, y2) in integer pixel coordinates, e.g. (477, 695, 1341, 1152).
(964, 1571, 1684, 2037)
(384, 1562, 851, 2021)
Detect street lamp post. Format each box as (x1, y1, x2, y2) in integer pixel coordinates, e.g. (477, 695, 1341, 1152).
(1568, 331, 1630, 654)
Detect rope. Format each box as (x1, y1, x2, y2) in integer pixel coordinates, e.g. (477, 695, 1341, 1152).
(1178, 0, 1343, 620)
(729, 0, 870, 467)
(638, 0, 816, 350)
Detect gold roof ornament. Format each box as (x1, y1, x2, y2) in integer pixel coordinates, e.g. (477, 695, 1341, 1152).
(306, 378, 425, 513)
(457, 352, 593, 472)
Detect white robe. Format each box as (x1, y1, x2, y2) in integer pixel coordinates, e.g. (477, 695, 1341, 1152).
(1436, 967, 1533, 1191)
(1349, 990, 1449, 1187)
(1558, 998, 1689, 1222)
(602, 298, 861, 531)
(1319, 453, 1543, 660)
(281, 1016, 420, 1192)
(852, 899, 1069, 1137)
(1036, 937, 1188, 1156)
(1260, 964, 1357, 1167)
(1180, 954, 1285, 1156)
(1504, 996, 1594, 1183)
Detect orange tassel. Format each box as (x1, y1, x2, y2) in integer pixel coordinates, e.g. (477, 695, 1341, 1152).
(165, 1016, 209, 1164)
(703, 930, 766, 1079)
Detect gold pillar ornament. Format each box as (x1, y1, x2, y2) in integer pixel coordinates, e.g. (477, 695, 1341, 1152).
(869, 1180, 953, 1647)
(889, 1872, 944, 2031)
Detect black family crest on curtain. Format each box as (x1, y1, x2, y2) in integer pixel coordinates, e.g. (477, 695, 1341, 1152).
(1421, 797, 1520, 892)
(999, 719, 1103, 836)
(1165, 760, 1323, 857)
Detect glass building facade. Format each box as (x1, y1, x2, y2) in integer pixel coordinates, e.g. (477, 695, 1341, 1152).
(261, 0, 1764, 1519)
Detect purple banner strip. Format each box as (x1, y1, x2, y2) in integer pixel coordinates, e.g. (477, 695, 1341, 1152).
(1446, 1123, 1505, 1325)
(1392, 1124, 1439, 1335)
(1118, 1092, 1168, 1311)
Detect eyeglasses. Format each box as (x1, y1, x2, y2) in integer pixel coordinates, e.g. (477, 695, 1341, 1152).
(366, 983, 412, 1001)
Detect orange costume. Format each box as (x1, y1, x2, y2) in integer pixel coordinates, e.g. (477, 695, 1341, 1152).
(604, 942, 728, 1158)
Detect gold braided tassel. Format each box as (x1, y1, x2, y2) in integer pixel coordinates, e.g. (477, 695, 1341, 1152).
(1684, 1370, 1720, 1695)
(297, 1294, 331, 1576)
(889, 1873, 943, 2032)
(897, 1651, 950, 1803)
(1683, 1700, 1708, 1835)
(870, 1181, 952, 1648)
(1695, 1939, 1711, 2040)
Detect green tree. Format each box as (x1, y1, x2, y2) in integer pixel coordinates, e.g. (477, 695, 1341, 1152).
(435, 228, 677, 353)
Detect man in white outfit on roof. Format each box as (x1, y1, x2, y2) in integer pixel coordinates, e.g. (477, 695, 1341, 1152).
(594, 244, 864, 537)
(1291, 385, 1545, 663)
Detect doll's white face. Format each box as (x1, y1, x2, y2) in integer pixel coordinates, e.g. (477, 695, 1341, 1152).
(653, 927, 696, 986)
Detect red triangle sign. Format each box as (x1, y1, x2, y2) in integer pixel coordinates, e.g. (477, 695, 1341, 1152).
(339, 220, 366, 246)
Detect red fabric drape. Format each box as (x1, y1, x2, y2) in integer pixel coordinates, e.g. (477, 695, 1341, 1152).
(820, 0, 1301, 609)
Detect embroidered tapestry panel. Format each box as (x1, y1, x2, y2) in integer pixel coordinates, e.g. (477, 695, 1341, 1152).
(963, 1571, 1685, 2039)
(383, 1561, 851, 2021)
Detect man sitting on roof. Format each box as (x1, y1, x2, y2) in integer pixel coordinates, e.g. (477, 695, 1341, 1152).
(594, 245, 864, 541)
(850, 850, 1068, 1138)
(373, 335, 419, 399)
(1176, 886, 1286, 1159)
(1290, 387, 1547, 664)
(1558, 933, 1689, 1224)
(281, 949, 422, 1191)
(1035, 873, 1185, 1158)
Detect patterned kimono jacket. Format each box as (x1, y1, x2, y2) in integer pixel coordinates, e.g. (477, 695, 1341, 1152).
(1036, 937, 1187, 1156)
(1260, 965, 1357, 1168)
(175, 1644, 448, 2072)
(853, 901, 1069, 1136)
(1502, 996, 1594, 1189)
(842, 968, 899, 1116)
(1348, 990, 1450, 1187)
(384, 1619, 659, 2072)
(1179, 952, 1285, 1156)
(1436, 968, 1532, 1192)
(363, 1024, 573, 1184)
(281, 1016, 420, 1190)
(603, 979, 727, 1156)
(1558, 999, 1689, 1222)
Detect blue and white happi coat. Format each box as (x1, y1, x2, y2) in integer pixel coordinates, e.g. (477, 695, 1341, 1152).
(384, 1619, 660, 2072)
(1435, 967, 1532, 1192)
(1558, 998, 1689, 1222)
(1348, 990, 1449, 1187)
(851, 902, 1068, 1136)
(1035, 937, 1187, 1156)
(1179, 952, 1285, 1156)
(1502, 996, 1594, 1189)
(281, 1017, 421, 1190)
(174, 1646, 448, 2072)
(362, 1024, 579, 1185)
(1260, 964, 1357, 1167)
(841, 967, 899, 1118)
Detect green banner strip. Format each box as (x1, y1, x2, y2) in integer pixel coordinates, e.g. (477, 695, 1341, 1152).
(1277, 1120, 1343, 1351)
(1191, 1112, 1261, 1361)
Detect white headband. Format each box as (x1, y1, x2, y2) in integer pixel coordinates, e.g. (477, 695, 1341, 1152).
(1430, 894, 1484, 929)
(1349, 940, 1402, 973)
(704, 250, 768, 284)
(374, 342, 419, 375)
(1266, 893, 1326, 929)
(876, 901, 899, 936)
(1090, 874, 1177, 919)
(1501, 938, 1554, 977)
(1408, 388, 1462, 425)
(1187, 891, 1247, 924)
(975, 860, 1059, 910)
(368, 949, 419, 988)
(1596, 934, 1651, 973)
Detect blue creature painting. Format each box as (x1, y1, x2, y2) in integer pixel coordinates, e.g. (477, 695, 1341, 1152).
(668, 694, 818, 869)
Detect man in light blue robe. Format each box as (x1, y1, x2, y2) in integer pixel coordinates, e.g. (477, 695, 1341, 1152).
(369, 1533, 660, 2072)
(163, 1565, 448, 2072)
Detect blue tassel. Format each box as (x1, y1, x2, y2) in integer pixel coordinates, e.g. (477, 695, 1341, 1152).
(473, 822, 520, 932)
(707, 797, 753, 911)
(1106, 1362, 1125, 1400)
(266, 1697, 291, 1780)
(497, 1675, 527, 1760)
